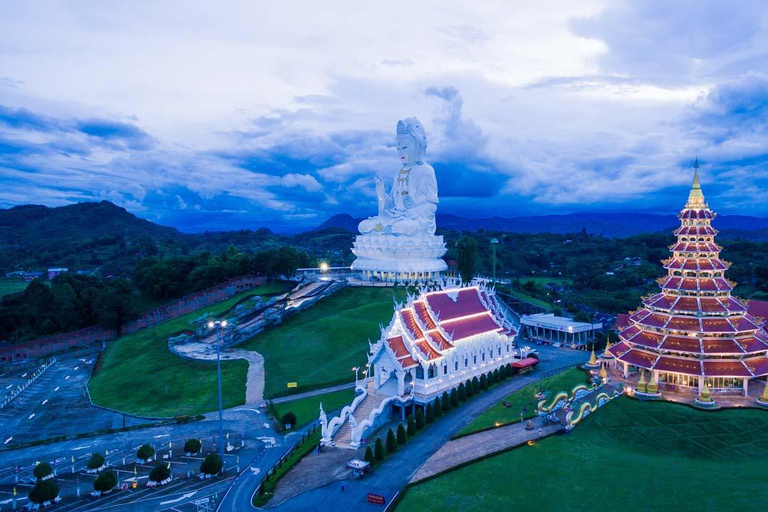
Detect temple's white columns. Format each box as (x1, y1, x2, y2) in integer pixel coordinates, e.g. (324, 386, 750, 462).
(743, 378, 749, 397)
(396, 370, 405, 396)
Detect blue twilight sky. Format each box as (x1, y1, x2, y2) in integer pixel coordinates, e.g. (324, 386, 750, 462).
(1, 1, 768, 233)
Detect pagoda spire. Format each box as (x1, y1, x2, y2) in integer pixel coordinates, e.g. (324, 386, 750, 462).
(685, 158, 706, 209)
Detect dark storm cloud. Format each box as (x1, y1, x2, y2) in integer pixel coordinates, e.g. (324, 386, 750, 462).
(75, 119, 155, 151)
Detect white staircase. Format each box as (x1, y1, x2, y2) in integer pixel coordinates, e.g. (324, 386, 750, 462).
(332, 383, 388, 448)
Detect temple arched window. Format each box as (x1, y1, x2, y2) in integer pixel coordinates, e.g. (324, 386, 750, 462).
(473, 355, 477, 365)
(416, 366, 424, 379)
(428, 364, 437, 379)
(454, 360, 459, 371)
(482, 352, 486, 361)
(464, 357, 469, 367)
(443, 365, 448, 375)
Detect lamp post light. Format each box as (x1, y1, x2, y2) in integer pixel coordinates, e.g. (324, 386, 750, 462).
(490, 238, 499, 285)
(208, 319, 228, 469)
(352, 367, 359, 387)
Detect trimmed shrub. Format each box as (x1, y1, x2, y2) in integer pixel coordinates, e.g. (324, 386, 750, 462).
(499, 364, 508, 379)
(397, 423, 406, 445)
(184, 439, 202, 454)
(493, 368, 500, 383)
(137, 444, 154, 462)
(441, 391, 451, 412)
(472, 377, 480, 394)
(281, 411, 297, 429)
(364, 446, 375, 465)
(33, 462, 52, 481)
(407, 415, 417, 436)
(433, 396, 442, 418)
(458, 383, 467, 401)
(480, 373, 488, 390)
(87, 453, 105, 470)
(466, 380, 475, 397)
(29, 479, 59, 504)
(426, 403, 435, 424)
(415, 408, 425, 430)
(149, 462, 171, 482)
(93, 470, 117, 492)
(201, 453, 223, 475)
(374, 438, 384, 461)
(386, 429, 396, 453)
(450, 388, 459, 407)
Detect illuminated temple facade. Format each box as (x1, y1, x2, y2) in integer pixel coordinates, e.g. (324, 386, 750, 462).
(609, 164, 768, 396)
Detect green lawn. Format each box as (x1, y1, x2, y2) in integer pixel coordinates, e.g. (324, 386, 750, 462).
(399, 397, 768, 512)
(519, 276, 573, 286)
(273, 388, 356, 429)
(0, 277, 29, 298)
(506, 290, 553, 311)
(241, 287, 407, 397)
(457, 367, 589, 436)
(89, 283, 293, 417)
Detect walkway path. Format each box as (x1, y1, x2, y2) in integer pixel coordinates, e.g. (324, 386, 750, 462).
(411, 416, 562, 483)
(271, 382, 357, 405)
(224, 350, 265, 404)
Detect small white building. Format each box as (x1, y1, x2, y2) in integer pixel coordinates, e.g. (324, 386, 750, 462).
(521, 313, 602, 348)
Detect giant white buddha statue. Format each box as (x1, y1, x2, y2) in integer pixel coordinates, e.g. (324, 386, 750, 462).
(351, 118, 447, 283)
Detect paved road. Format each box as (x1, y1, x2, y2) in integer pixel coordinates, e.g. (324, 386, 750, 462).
(218, 346, 587, 512)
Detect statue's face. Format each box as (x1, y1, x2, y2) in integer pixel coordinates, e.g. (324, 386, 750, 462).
(396, 135, 420, 167)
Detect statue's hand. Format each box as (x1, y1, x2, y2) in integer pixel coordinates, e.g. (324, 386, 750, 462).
(387, 208, 404, 218)
(374, 176, 386, 200)
(403, 195, 415, 208)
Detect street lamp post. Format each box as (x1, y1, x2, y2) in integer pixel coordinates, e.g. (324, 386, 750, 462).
(490, 238, 499, 286)
(352, 367, 359, 387)
(208, 319, 228, 470)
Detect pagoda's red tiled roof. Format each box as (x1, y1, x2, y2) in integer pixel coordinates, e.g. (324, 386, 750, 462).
(608, 341, 630, 357)
(626, 330, 662, 349)
(701, 338, 744, 354)
(400, 355, 419, 369)
(728, 316, 760, 331)
(744, 357, 768, 377)
(660, 336, 701, 353)
(638, 313, 668, 329)
(442, 313, 503, 341)
(670, 242, 719, 253)
(629, 309, 652, 323)
(616, 313, 630, 330)
(413, 301, 437, 330)
(664, 257, 727, 271)
(675, 225, 717, 236)
(619, 324, 641, 340)
(666, 316, 701, 331)
(425, 288, 487, 322)
(735, 336, 768, 353)
(700, 318, 736, 333)
(747, 300, 768, 322)
(703, 360, 751, 377)
(654, 356, 701, 376)
(724, 297, 747, 313)
(647, 294, 674, 309)
(674, 297, 698, 311)
(700, 298, 728, 313)
(617, 349, 658, 369)
(386, 336, 410, 359)
(680, 208, 714, 219)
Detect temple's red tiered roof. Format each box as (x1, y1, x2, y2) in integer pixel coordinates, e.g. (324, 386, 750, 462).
(381, 286, 517, 366)
(615, 167, 768, 384)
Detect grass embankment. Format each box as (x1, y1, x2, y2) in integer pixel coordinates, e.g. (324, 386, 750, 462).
(241, 287, 407, 397)
(273, 389, 356, 430)
(399, 397, 768, 512)
(0, 277, 29, 298)
(89, 282, 293, 417)
(457, 367, 588, 437)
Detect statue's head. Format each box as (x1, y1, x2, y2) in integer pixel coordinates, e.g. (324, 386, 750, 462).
(396, 117, 427, 167)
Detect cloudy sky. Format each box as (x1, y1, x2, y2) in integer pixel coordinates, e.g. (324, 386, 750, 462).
(1, 1, 768, 232)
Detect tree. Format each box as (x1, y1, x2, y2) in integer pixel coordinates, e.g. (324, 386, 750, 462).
(184, 439, 202, 455)
(415, 408, 425, 430)
(480, 373, 488, 390)
(457, 235, 479, 283)
(200, 453, 223, 475)
(450, 388, 459, 407)
(33, 462, 52, 481)
(137, 444, 154, 462)
(281, 411, 297, 429)
(472, 377, 480, 395)
(29, 479, 59, 504)
(374, 438, 384, 461)
(499, 364, 507, 380)
(364, 446, 375, 465)
(93, 470, 117, 493)
(397, 423, 407, 445)
(149, 462, 171, 482)
(385, 429, 397, 454)
(466, 380, 475, 397)
(442, 391, 451, 412)
(425, 403, 435, 424)
(407, 415, 417, 436)
(493, 368, 500, 383)
(87, 452, 105, 470)
(458, 383, 467, 401)
(433, 396, 442, 418)
(489, 369, 496, 385)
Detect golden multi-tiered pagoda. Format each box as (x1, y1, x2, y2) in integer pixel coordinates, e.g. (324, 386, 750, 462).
(609, 161, 768, 398)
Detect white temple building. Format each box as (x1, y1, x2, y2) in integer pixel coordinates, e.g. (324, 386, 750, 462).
(321, 283, 534, 448)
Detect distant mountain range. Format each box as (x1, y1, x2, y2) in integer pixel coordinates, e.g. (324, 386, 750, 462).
(316, 212, 768, 238)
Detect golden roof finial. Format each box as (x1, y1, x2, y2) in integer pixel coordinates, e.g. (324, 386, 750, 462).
(761, 382, 768, 403)
(588, 346, 597, 366)
(599, 365, 608, 380)
(685, 158, 706, 209)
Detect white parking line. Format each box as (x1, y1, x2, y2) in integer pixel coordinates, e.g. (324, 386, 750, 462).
(27, 413, 35, 420)
(3, 437, 11, 445)
(41, 399, 48, 405)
